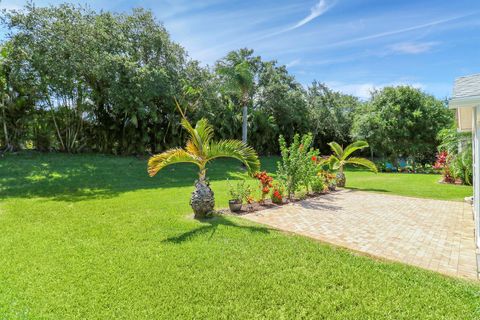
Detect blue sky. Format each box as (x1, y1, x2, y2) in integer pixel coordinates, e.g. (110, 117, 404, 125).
(1, 0, 479, 99)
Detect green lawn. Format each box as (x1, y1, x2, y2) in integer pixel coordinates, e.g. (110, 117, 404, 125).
(0, 153, 479, 319)
(345, 168, 472, 202)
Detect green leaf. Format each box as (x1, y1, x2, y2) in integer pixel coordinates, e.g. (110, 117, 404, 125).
(147, 148, 200, 177)
(342, 141, 369, 160)
(328, 142, 343, 158)
(207, 140, 260, 175)
(346, 157, 378, 173)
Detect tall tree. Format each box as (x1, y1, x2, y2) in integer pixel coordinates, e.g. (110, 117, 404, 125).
(0, 41, 37, 151)
(351, 86, 453, 162)
(3, 4, 194, 154)
(307, 81, 360, 153)
(254, 60, 308, 153)
(216, 49, 259, 144)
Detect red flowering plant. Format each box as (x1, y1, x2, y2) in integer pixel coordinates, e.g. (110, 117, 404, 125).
(271, 182, 285, 204)
(434, 151, 455, 183)
(254, 171, 274, 203)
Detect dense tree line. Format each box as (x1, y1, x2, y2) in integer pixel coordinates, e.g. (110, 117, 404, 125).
(0, 4, 453, 161)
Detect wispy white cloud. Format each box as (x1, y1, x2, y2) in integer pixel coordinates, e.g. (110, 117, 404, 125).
(323, 13, 474, 48)
(287, 0, 332, 31)
(389, 41, 439, 54)
(255, 0, 334, 41)
(286, 58, 301, 68)
(280, 12, 477, 55)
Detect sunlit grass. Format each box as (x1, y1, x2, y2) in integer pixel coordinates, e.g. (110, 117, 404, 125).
(0, 153, 478, 319)
(345, 169, 472, 201)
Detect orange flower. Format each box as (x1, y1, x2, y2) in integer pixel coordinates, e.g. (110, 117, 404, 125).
(311, 155, 317, 161)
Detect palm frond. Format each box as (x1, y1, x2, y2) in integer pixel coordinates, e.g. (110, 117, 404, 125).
(316, 157, 330, 167)
(207, 140, 260, 175)
(342, 141, 369, 160)
(173, 99, 205, 155)
(175, 99, 209, 154)
(195, 118, 214, 146)
(328, 155, 341, 171)
(346, 157, 378, 173)
(185, 140, 200, 156)
(179, 116, 210, 156)
(148, 148, 200, 177)
(234, 61, 254, 90)
(328, 142, 343, 158)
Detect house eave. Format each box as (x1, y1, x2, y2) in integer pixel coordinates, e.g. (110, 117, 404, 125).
(449, 95, 480, 109)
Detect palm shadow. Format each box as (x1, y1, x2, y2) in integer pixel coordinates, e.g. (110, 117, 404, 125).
(298, 200, 342, 211)
(163, 215, 271, 244)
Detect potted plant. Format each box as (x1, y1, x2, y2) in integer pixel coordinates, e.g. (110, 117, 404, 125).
(227, 180, 250, 212)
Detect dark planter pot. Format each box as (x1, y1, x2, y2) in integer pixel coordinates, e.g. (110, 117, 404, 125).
(229, 200, 242, 212)
(328, 184, 336, 191)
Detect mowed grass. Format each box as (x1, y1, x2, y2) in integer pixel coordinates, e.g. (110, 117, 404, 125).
(0, 153, 478, 319)
(345, 168, 472, 202)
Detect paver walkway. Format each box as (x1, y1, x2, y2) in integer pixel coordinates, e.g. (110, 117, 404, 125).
(243, 190, 478, 280)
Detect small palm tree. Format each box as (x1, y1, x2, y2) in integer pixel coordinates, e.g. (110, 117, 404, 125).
(328, 141, 377, 187)
(148, 101, 260, 219)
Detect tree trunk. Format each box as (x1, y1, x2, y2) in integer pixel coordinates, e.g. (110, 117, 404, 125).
(190, 178, 215, 219)
(1, 97, 11, 151)
(336, 168, 346, 187)
(242, 103, 247, 144)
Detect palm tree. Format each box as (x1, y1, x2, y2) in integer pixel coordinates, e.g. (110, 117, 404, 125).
(148, 100, 260, 219)
(328, 141, 377, 187)
(216, 50, 255, 144)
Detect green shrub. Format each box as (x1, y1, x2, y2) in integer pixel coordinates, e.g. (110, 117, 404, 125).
(277, 133, 318, 198)
(295, 190, 308, 200)
(311, 176, 325, 193)
(450, 147, 473, 185)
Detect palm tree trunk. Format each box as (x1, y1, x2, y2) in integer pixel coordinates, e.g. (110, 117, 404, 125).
(242, 103, 247, 144)
(336, 166, 346, 187)
(190, 176, 215, 219)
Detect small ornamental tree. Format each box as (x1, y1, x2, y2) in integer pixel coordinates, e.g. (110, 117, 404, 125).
(148, 100, 260, 218)
(327, 141, 378, 187)
(277, 133, 318, 199)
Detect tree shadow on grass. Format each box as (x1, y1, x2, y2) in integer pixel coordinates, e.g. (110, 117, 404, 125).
(0, 152, 276, 202)
(163, 215, 271, 244)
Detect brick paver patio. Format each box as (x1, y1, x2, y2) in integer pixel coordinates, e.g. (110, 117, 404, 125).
(243, 190, 479, 280)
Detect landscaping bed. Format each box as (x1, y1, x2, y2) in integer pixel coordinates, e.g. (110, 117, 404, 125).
(220, 191, 334, 215)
